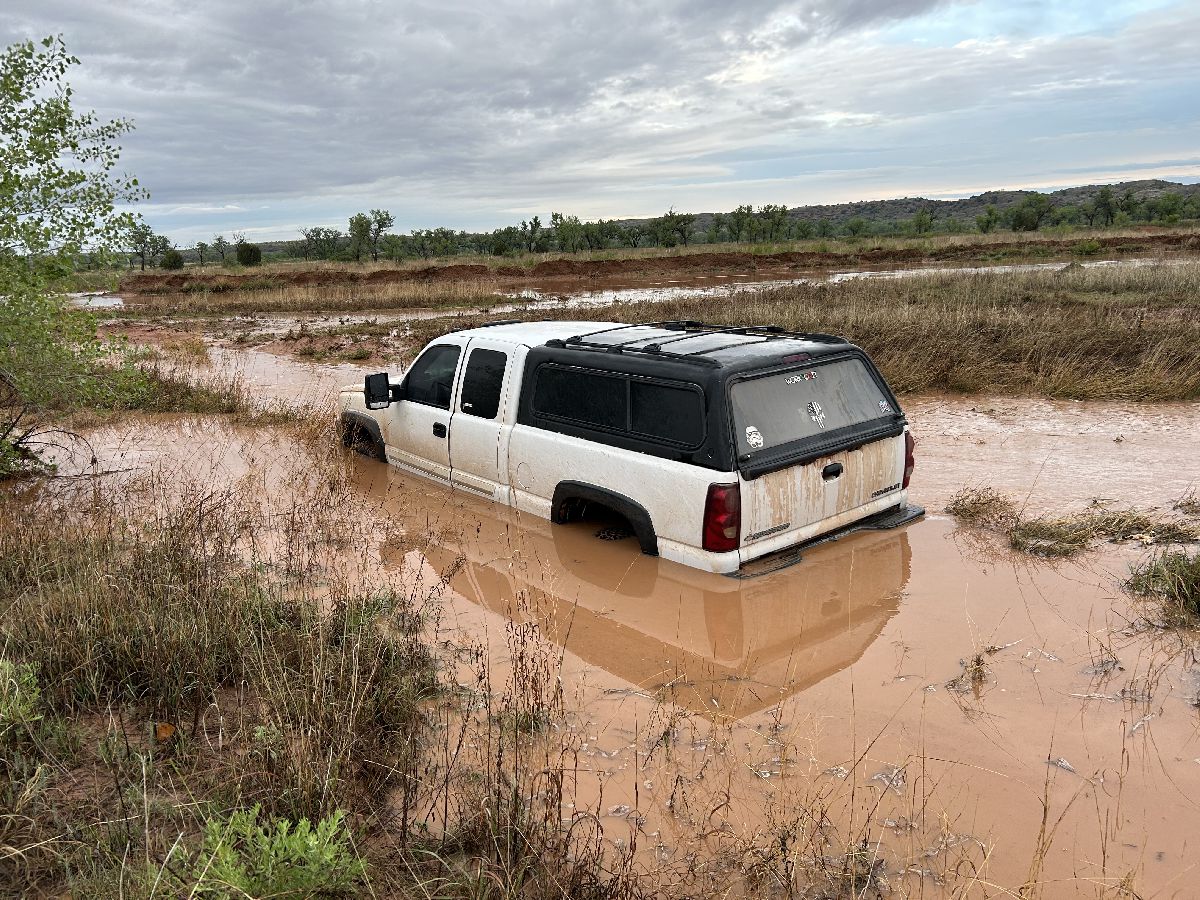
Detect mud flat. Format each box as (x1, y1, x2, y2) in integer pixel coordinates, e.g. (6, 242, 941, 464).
(59, 384, 1200, 896)
(114, 229, 1200, 300)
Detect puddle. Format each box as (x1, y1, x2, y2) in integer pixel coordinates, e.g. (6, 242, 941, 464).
(69, 291, 124, 309)
(502, 256, 1179, 310)
(60, 398, 1200, 896)
(205, 345, 375, 406)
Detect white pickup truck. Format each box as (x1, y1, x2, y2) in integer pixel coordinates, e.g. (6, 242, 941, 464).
(339, 320, 922, 574)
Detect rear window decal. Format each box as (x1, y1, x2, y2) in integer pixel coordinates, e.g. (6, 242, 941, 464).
(745, 426, 765, 449)
(879, 399, 893, 414)
(807, 401, 826, 429)
(786, 371, 818, 385)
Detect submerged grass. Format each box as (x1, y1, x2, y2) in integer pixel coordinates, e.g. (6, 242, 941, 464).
(1127, 551, 1200, 623)
(946, 488, 1200, 558)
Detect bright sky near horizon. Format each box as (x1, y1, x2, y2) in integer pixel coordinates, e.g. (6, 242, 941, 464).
(4, 0, 1198, 243)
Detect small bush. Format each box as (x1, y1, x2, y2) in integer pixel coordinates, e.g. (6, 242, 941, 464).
(1072, 239, 1102, 256)
(159, 248, 184, 269)
(236, 241, 263, 266)
(181, 805, 364, 897)
(0, 658, 42, 739)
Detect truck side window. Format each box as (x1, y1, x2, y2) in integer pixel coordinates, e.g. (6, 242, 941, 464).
(460, 348, 507, 419)
(630, 381, 704, 446)
(533, 366, 626, 431)
(404, 344, 461, 409)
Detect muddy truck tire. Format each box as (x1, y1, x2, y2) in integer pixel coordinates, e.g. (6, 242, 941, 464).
(339, 414, 385, 460)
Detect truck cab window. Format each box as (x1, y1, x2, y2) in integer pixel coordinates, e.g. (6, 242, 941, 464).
(460, 348, 508, 419)
(404, 344, 461, 409)
(533, 366, 627, 431)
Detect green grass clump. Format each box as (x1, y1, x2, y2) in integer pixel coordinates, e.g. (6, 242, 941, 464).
(178, 805, 365, 897)
(1127, 551, 1200, 622)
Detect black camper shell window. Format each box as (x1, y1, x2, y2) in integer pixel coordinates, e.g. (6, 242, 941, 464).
(530, 364, 705, 447)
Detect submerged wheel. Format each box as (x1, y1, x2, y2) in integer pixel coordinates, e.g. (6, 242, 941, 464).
(341, 421, 385, 459)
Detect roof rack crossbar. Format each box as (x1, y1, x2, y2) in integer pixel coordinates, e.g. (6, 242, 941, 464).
(632, 328, 731, 351)
(565, 322, 662, 343)
(684, 338, 785, 357)
(544, 337, 722, 367)
(566, 320, 713, 345)
(546, 321, 847, 363)
(723, 324, 848, 345)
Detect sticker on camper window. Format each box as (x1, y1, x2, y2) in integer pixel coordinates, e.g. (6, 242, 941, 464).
(786, 371, 818, 385)
(807, 401, 826, 429)
(745, 426, 765, 450)
(878, 399, 893, 414)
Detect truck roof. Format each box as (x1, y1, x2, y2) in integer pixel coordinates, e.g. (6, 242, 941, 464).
(455, 320, 852, 371)
(452, 320, 617, 346)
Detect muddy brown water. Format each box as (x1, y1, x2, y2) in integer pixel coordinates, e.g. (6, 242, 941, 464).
(62, 342, 1200, 896)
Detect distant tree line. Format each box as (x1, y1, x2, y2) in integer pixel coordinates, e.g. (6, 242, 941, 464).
(125, 186, 1200, 270)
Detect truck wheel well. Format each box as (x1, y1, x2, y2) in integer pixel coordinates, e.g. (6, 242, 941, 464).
(339, 413, 385, 460)
(551, 481, 658, 556)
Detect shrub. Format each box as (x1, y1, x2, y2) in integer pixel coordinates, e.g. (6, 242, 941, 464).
(0, 658, 42, 739)
(1072, 239, 1102, 256)
(236, 241, 263, 266)
(159, 248, 184, 269)
(181, 805, 365, 897)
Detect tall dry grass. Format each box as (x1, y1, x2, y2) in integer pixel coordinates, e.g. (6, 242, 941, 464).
(0, 439, 644, 897)
(405, 261, 1200, 400)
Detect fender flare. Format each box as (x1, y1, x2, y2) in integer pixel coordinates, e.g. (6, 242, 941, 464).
(339, 411, 386, 460)
(551, 481, 658, 556)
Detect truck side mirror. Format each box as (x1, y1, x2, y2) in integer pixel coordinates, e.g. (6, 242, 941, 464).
(364, 373, 391, 410)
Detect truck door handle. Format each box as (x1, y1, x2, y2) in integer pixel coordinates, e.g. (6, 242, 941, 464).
(433, 422, 447, 439)
(822, 462, 843, 480)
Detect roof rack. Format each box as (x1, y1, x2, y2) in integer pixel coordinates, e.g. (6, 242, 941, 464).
(474, 319, 522, 328)
(542, 320, 847, 366)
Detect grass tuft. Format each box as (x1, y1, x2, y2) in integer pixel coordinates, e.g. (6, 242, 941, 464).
(947, 488, 1199, 558)
(1127, 551, 1200, 623)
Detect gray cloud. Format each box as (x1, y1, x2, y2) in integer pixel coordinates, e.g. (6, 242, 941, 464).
(3, 0, 1197, 242)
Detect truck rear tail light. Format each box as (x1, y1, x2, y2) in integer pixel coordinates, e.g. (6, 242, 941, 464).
(902, 431, 915, 489)
(703, 483, 741, 553)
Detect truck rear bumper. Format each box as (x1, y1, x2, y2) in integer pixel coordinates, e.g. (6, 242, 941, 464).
(730, 503, 925, 578)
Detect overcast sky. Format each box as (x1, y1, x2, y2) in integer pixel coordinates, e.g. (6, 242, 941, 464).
(5, 0, 1198, 243)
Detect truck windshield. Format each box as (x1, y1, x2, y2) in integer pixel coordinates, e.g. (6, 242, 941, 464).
(730, 357, 895, 457)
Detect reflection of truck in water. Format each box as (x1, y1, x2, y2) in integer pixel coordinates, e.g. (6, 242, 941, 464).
(341, 320, 922, 575)
(353, 459, 912, 722)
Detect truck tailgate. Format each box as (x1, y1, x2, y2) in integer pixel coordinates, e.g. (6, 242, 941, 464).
(740, 434, 905, 556)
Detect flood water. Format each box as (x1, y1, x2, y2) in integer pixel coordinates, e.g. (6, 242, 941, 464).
(86, 255, 1183, 319)
(62, 340, 1200, 896)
